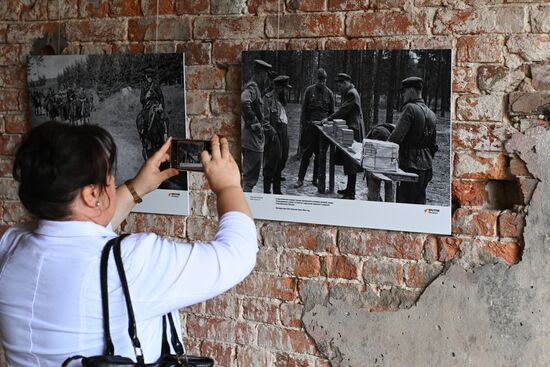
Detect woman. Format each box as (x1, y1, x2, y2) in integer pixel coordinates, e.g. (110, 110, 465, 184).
(0, 121, 257, 366)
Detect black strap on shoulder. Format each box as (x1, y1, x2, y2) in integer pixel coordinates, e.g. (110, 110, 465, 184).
(100, 237, 120, 356)
(113, 235, 145, 366)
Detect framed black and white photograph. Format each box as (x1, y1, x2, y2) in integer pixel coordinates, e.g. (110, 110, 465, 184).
(27, 53, 189, 216)
(240, 50, 452, 234)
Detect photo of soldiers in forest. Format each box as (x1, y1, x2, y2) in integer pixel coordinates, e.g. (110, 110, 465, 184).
(241, 49, 451, 207)
(27, 54, 187, 191)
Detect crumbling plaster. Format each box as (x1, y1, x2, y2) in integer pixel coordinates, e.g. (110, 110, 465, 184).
(301, 125, 550, 366)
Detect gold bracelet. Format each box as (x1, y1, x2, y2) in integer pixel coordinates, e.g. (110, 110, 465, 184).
(124, 180, 143, 204)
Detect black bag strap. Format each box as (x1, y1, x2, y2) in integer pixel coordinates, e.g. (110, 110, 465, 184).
(112, 236, 145, 366)
(99, 235, 129, 356)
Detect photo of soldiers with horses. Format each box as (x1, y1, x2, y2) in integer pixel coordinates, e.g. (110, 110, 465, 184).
(241, 50, 451, 207)
(27, 53, 187, 191)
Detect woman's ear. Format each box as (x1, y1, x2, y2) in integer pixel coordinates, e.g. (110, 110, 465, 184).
(80, 184, 100, 209)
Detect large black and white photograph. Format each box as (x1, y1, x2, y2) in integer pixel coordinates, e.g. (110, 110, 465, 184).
(241, 50, 452, 234)
(27, 53, 189, 215)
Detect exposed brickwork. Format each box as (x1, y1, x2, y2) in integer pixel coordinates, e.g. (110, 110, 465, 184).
(0, 1, 537, 366)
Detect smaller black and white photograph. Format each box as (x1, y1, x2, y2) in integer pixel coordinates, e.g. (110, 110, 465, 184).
(27, 53, 189, 215)
(171, 139, 210, 172)
(240, 49, 452, 234)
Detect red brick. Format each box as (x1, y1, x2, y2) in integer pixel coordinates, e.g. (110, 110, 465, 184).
(0, 45, 19, 66)
(200, 341, 233, 367)
(274, 352, 314, 367)
(109, 0, 141, 16)
(186, 216, 218, 241)
(175, 0, 209, 14)
(242, 298, 279, 324)
(322, 255, 359, 280)
(346, 11, 428, 37)
(453, 152, 511, 180)
(0, 178, 18, 200)
(186, 65, 225, 90)
(0, 66, 24, 88)
(328, 0, 369, 10)
(181, 336, 201, 355)
(279, 302, 303, 328)
(283, 252, 321, 277)
(212, 40, 244, 65)
(0, 89, 21, 111)
(480, 240, 522, 265)
(80, 42, 112, 54)
(338, 229, 423, 260)
(452, 180, 488, 207)
(404, 262, 443, 288)
(236, 273, 297, 301)
(452, 66, 477, 93)
(210, 92, 240, 116)
(176, 41, 211, 65)
(123, 213, 181, 236)
(423, 235, 462, 263)
(236, 346, 274, 366)
(111, 42, 145, 54)
(187, 315, 256, 344)
(188, 115, 239, 141)
(204, 294, 240, 319)
(478, 65, 525, 94)
(0, 156, 14, 177)
(287, 0, 325, 12)
(128, 17, 190, 41)
(247, 39, 286, 51)
(498, 210, 525, 238)
(266, 14, 344, 38)
(194, 16, 264, 39)
(283, 224, 338, 253)
(4, 114, 28, 134)
(0, 24, 7, 42)
(65, 19, 125, 42)
(370, 0, 407, 8)
(7, 22, 60, 44)
(141, 0, 175, 16)
(79, 0, 109, 17)
(288, 39, 321, 50)
(255, 246, 279, 272)
(507, 35, 550, 62)
(143, 43, 175, 54)
(456, 94, 503, 122)
(363, 258, 404, 286)
(3, 201, 33, 223)
(225, 66, 241, 91)
(186, 90, 209, 116)
(0, 224, 9, 237)
(509, 157, 531, 178)
(433, 7, 525, 35)
(257, 325, 318, 355)
(409, 35, 453, 49)
(0, 1, 21, 21)
(452, 122, 514, 152)
(457, 35, 504, 63)
(0, 134, 21, 156)
(452, 208, 498, 236)
(211, 0, 246, 14)
(20, 0, 48, 21)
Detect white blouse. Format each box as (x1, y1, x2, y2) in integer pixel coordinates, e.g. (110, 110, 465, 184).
(0, 212, 258, 367)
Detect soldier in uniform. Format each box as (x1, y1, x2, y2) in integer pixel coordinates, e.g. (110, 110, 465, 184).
(262, 75, 292, 194)
(140, 67, 165, 130)
(322, 73, 365, 200)
(294, 68, 335, 189)
(241, 59, 272, 192)
(388, 76, 438, 204)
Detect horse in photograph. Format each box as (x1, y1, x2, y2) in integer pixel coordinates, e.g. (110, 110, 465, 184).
(136, 99, 169, 160)
(30, 90, 44, 116)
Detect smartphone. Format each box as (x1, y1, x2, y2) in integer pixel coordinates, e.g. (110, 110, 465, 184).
(170, 139, 212, 172)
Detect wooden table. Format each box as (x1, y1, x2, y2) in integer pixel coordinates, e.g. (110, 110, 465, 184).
(314, 123, 418, 202)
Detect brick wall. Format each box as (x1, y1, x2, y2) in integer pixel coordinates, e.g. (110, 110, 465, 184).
(1, 0, 546, 366)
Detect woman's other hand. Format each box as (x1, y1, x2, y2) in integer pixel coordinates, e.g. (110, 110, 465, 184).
(132, 138, 179, 197)
(201, 135, 252, 218)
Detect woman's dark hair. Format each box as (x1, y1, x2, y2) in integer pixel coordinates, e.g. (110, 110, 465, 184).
(13, 121, 117, 220)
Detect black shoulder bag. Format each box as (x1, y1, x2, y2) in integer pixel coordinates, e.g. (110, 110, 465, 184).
(62, 235, 214, 367)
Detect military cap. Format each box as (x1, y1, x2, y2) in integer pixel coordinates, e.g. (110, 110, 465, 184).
(253, 59, 273, 71)
(273, 75, 292, 88)
(143, 67, 155, 76)
(401, 76, 423, 90)
(268, 70, 279, 80)
(335, 73, 351, 82)
(317, 68, 328, 80)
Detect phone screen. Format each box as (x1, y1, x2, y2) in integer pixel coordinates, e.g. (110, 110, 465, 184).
(170, 139, 212, 172)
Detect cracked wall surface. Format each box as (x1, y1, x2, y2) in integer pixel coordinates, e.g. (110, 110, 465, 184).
(301, 127, 550, 366)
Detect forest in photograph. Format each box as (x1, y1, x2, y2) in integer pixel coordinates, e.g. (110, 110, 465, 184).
(241, 49, 451, 206)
